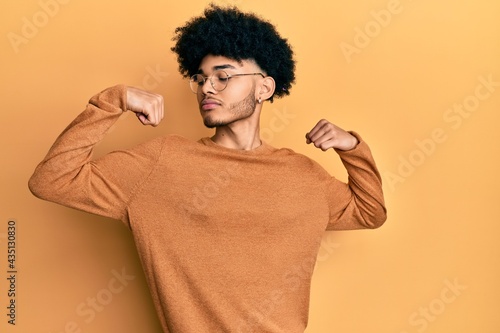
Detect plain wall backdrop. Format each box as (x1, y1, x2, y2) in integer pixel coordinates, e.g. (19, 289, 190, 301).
(1, 0, 499, 332)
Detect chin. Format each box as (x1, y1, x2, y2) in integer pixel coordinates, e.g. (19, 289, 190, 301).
(203, 116, 229, 128)
(204, 122, 218, 129)
(201, 108, 253, 128)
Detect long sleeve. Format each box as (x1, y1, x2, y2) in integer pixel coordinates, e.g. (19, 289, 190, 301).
(326, 132, 387, 230)
(28, 85, 164, 224)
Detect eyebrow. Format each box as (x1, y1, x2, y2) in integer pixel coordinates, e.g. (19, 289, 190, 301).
(197, 64, 238, 74)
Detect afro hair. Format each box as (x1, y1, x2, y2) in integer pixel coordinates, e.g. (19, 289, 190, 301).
(171, 4, 296, 102)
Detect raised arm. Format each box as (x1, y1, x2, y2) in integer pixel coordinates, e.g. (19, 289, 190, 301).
(28, 85, 165, 223)
(305, 119, 387, 230)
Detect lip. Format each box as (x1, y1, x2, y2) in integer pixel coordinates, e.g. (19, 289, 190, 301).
(201, 99, 221, 111)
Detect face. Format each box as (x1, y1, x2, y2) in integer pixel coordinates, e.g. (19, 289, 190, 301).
(195, 55, 262, 128)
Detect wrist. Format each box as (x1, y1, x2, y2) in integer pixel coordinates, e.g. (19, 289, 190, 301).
(348, 133, 359, 150)
(338, 133, 359, 151)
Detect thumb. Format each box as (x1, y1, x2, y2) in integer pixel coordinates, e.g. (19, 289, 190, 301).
(305, 132, 312, 144)
(136, 112, 149, 125)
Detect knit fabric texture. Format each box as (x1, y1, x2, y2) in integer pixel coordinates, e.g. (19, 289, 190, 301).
(29, 85, 387, 333)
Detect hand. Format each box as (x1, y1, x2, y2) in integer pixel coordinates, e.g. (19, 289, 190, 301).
(126, 86, 164, 126)
(305, 119, 358, 151)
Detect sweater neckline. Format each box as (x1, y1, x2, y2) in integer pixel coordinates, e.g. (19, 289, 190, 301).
(199, 137, 275, 155)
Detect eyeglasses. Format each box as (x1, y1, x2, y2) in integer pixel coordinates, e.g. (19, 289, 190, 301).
(189, 69, 265, 93)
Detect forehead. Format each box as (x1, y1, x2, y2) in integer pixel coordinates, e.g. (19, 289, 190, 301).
(198, 55, 257, 72)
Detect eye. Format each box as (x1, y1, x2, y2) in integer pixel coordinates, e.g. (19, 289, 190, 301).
(193, 75, 205, 86)
(214, 70, 230, 82)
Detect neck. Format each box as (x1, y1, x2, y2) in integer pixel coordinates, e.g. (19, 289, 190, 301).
(211, 109, 262, 151)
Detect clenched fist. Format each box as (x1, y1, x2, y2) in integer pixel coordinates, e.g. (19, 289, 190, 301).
(126, 86, 164, 127)
(305, 119, 358, 151)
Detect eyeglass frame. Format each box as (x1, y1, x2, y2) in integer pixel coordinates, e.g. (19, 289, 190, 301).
(189, 70, 265, 94)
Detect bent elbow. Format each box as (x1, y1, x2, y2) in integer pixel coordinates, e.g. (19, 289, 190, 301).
(28, 173, 49, 200)
(364, 206, 387, 229)
(28, 169, 60, 202)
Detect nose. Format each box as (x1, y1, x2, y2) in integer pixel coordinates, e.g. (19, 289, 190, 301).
(201, 76, 216, 95)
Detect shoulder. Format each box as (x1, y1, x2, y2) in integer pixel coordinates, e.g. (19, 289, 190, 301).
(146, 134, 225, 158)
(271, 146, 331, 177)
(122, 134, 195, 157)
(272, 145, 313, 163)
(140, 134, 197, 148)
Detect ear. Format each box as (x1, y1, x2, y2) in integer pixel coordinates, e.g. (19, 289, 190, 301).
(257, 76, 276, 102)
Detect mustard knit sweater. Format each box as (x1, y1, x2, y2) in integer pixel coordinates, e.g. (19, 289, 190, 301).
(29, 85, 386, 333)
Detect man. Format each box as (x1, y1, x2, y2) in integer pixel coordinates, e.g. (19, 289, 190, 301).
(29, 4, 386, 333)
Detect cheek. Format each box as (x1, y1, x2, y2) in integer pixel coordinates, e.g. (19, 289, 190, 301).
(196, 91, 204, 102)
(226, 82, 255, 100)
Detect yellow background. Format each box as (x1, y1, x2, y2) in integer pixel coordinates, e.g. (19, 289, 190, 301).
(1, 0, 499, 332)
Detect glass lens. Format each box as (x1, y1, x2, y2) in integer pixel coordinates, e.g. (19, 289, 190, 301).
(189, 70, 230, 93)
(189, 74, 204, 93)
(211, 70, 229, 91)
